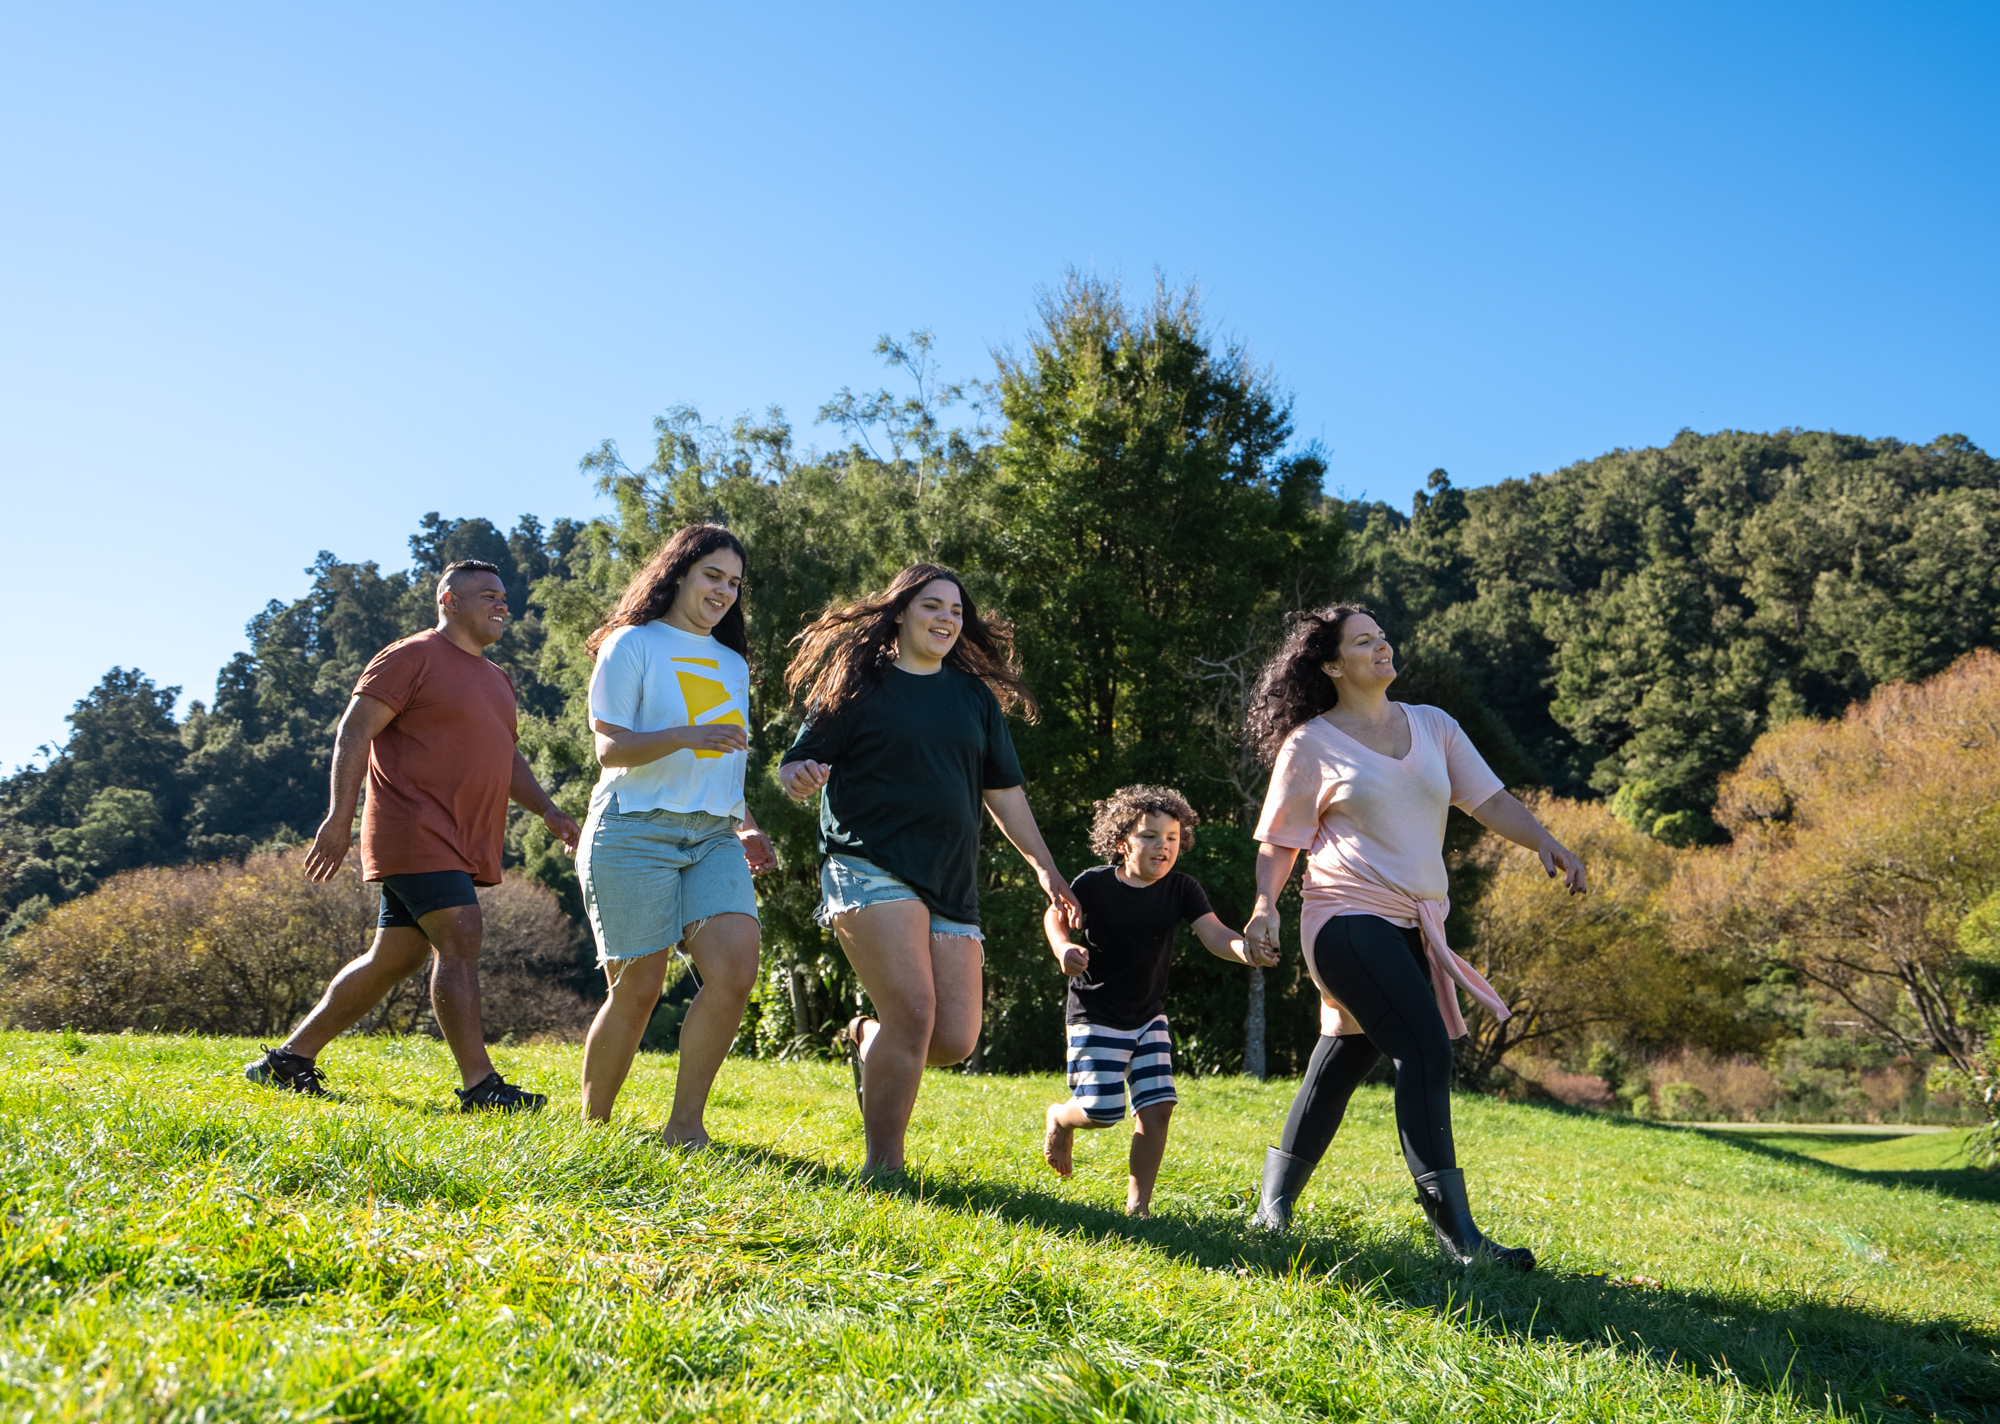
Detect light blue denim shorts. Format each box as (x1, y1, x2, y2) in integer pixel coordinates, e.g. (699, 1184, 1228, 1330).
(578, 796, 758, 964)
(815, 853, 983, 940)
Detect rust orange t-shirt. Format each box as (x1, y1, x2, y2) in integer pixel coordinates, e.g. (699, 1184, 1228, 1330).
(353, 629, 519, 885)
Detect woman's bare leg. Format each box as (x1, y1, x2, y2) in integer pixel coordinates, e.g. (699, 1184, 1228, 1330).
(580, 950, 670, 1123)
(665, 912, 760, 1146)
(834, 901, 937, 1175)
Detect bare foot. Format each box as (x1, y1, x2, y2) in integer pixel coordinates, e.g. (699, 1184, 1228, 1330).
(1042, 1104, 1074, 1178)
(663, 1126, 712, 1150)
(1126, 1203, 1152, 1219)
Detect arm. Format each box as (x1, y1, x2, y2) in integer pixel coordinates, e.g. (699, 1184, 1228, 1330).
(1044, 902, 1088, 976)
(982, 784, 1082, 924)
(594, 717, 748, 768)
(1193, 911, 1276, 968)
(736, 806, 777, 874)
(1243, 842, 1302, 957)
(303, 694, 397, 881)
(510, 749, 581, 854)
(1467, 789, 1587, 894)
(778, 758, 830, 799)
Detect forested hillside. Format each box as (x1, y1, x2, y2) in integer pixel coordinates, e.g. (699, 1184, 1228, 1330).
(4, 278, 1997, 1088)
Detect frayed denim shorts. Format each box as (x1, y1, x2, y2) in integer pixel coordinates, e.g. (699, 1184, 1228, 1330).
(815, 853, 983, 940)
(578, 795, 758, 964)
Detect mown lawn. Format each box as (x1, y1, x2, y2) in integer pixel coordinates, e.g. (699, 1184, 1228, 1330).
(0, 1031, 1994, 1422)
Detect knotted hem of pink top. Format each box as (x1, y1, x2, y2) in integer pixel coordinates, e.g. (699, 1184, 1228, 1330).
(1299, 884, 1510, 1041)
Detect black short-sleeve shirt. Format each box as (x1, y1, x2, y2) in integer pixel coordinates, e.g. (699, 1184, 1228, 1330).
(783, 665, 1025, 925)
(1064, 864, 1214, 1030)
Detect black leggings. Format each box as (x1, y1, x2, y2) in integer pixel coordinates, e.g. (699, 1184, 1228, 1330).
(1277, 915, 1457, 1178)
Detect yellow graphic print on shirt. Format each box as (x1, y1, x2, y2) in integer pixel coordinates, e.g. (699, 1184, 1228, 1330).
(673, 657, 747, 759)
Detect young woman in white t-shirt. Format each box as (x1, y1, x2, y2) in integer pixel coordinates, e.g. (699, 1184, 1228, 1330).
(1241, 605, 1586, 1269)
(575, 523, 777, 1143)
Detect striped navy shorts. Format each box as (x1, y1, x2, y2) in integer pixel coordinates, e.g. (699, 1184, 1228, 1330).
(1066, 1015, 1177, 1124)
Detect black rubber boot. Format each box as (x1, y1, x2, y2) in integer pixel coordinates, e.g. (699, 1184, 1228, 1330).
(1414, 1168, 1534, 1271)
(1250, 1147, 1318, 1231)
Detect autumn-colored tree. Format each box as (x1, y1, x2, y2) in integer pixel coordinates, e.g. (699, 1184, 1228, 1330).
(1455, 795, 1751, 1082)
(1669, 649, 2000, 1133)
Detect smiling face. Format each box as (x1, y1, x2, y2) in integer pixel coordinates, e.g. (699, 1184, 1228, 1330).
(666, 547, 744, 635)
(1321, 613, 1397, 698)
(894, 577, 965, 667)
(1118, 813, 1183, 884)
(439, 570, 510, 647)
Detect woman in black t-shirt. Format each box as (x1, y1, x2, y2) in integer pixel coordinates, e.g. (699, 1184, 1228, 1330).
(780, 563, 1080, 1178)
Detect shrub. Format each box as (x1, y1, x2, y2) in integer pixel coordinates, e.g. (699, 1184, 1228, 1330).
(0, 852, 588, 1042)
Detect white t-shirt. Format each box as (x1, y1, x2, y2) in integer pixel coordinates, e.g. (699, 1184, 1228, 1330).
(586, 621, 751, 820)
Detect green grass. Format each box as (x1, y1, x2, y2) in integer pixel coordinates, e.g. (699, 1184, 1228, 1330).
(0, 1033, 1995, 1422)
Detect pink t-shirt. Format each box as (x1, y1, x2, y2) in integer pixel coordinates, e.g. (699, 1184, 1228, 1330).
(1255, 704, 1507, 1036)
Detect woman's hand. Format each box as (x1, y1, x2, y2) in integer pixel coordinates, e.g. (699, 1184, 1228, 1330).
(683, 723, 749, 756)
(1041, 869, 1083, 929)
(738, 825, 778, 874)
(1539, 835, 1587, 894)
(1242, 902, 1283, 959)
(778, 760, 830, 799)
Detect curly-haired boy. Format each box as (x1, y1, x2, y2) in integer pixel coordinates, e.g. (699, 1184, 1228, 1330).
(1041, 784, 1275, 1215)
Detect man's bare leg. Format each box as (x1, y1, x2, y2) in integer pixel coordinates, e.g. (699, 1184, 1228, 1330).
(418, 903, 495, 1089)
(282, 926, 432, 1059)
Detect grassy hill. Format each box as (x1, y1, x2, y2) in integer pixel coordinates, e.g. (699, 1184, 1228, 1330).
(0, 1033, 1993, 1422)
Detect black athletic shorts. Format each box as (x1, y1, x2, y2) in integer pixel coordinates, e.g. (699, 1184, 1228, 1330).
(376, 870, 481, 929)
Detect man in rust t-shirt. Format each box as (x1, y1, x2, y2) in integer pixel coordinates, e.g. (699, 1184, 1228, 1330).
(355, 628, 519, 886)
(244, 559, 580, 1112)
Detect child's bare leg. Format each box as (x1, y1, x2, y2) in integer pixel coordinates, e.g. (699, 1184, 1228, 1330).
(1042, 1099, 1106, 1177)
(1127, 1101, 1174, 1216)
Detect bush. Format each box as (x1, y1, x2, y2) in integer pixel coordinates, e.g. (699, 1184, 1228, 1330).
(0, 852, 589, 1042)
(1657, 1082, 1710, 1120)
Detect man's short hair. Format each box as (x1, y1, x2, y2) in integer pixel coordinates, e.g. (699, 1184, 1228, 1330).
(1088, 784, 1200, 861)
(438, 559, 503, 599)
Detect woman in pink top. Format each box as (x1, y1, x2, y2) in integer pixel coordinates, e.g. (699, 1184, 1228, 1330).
(1242, 605, 1586, 1270)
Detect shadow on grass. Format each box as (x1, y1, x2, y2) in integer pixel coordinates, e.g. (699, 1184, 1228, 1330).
(1683, 1126, 2000, 1208)
(727, 1134, 2000, 1422)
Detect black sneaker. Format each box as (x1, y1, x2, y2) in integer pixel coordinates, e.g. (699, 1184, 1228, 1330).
(455, 1072, 547, 1114)
(244, 1046, 329, 1097)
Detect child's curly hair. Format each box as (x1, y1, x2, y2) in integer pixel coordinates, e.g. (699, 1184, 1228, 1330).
(1088, 784, 1200, 862)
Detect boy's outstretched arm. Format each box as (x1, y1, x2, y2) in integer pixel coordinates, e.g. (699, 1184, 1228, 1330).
(1043, 903, 1089, 976)
(1193, 913, 1277, 968)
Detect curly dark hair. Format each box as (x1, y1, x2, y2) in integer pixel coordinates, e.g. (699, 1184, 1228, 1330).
(1242, 604, 1379, 764)
(585, 523, 749, 661)
(784, 562, 1036, 721)
(1089, 784, 1200, 862)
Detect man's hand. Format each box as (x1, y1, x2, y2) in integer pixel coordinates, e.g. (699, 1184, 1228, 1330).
(1057, 943, 1089, 976)
(779, 760, 830, 799)
(544, 806, 581, 854)
(1236, 936, 1279, 969)
(739, 826, 778, 874)
(303, 816, 353, 882)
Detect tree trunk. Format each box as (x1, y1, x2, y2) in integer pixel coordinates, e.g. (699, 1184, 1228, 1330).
(1243, 966, 1267, 1079)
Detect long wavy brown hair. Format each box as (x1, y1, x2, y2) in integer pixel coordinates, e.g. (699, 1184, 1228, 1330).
(585, 523, 749, 661)
(785, 563, 1036, 722)
(1243, 604, 1379, 764)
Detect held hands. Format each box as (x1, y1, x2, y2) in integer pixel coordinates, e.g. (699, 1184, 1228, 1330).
(1539, 836, 1588, 895)
(738, 825, 778, 874)
(1242, 904, 1282, 961)
(779, 760, 830, 800)
(543, 806, 582, 854)
(1235, 936, 1280, 969)
(1042, 870, 1083, 930)
(302, 816, 353, 883)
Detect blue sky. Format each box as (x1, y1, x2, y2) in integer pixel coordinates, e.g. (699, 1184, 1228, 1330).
(2, 1, 1995, 768)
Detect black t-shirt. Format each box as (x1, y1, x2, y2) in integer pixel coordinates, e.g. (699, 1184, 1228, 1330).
(1064, 864, 1214, 1030)
(784, 665, 1025, 925)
